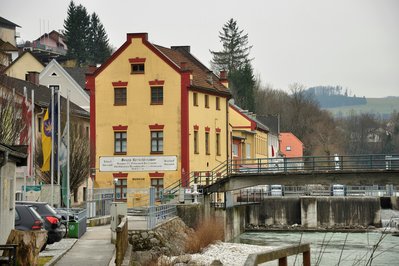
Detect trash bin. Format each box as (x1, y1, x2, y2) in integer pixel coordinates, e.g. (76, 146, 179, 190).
(68, 220, 79, 238)
(58, 208, 87, 238)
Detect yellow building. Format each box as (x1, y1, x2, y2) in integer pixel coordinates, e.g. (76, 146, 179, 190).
(86, 33, 230, 205)
(3, 51, 44, 80)
(229, 103, 269, 164)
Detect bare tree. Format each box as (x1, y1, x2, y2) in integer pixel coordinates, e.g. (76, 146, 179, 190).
(0, 86, 25, 145)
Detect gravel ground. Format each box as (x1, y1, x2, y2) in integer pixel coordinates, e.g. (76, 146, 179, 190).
(163, 241, 273, 266)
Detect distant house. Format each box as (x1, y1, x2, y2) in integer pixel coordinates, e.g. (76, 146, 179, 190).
(0, 144, 27, 244)
(229, 103, 269, 162)
(0, 17, 20, 67)
(2, 51, 44, 80)
(257, 115, 280, 158)
(279, 132, 304, 158)
(0, 17, 20, 47)
(40, 59, 90, 112)
(0, 39, 19, 67)
(21, 30, 67, 64)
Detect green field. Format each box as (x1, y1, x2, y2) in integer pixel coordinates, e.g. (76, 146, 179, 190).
(324, 97, 399, 117)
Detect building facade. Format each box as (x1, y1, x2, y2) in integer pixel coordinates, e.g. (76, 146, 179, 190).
(87, 33, 230, 205)
(229, 104, 269, 163)
(279, 132, 304, 158)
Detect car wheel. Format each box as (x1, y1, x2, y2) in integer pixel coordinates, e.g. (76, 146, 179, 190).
(59, 222, 67, 238)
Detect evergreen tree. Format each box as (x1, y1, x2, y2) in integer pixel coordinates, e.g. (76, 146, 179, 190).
(210, 18, 256, 111)
(87, 13, 112, 65)
(64, 1, 111, 66)
(229, 63, 256, 111)
(210, 18, 252, 73)
(64, 1, 90, 65)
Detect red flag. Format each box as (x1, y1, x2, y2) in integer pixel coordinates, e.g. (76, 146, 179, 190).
(271, 145, 275, 157)
(21, 87, 32, 176)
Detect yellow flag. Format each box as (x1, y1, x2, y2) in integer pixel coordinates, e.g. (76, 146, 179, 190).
(41, 108, 52, 171)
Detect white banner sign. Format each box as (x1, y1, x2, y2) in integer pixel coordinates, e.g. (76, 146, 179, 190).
(99, 156, 178, 172)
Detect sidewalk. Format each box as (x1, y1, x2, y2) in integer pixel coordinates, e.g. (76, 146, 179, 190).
(50, 225, 115, 266)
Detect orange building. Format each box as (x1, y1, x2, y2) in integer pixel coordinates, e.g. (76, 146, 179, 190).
(86, 33, 230, 205)
(279, 132, 304, 158)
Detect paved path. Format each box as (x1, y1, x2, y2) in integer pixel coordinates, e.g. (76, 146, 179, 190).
(55, 225, 114, 266)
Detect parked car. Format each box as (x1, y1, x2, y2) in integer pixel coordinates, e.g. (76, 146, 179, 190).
(16, 201, 65, 246)
(14, 204, 44, 231)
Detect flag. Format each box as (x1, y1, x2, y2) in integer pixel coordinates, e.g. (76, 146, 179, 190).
(41, 106, 52, 171)
(59, 125, 68, 207)
(21, 87, 32, 176)
(41, 91, 59, 172)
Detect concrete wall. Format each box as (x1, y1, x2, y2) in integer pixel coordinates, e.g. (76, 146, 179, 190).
(244, 197, 381, 230)
(251, 198, 301, 226)
(225, 205, 246, 241)
(317, 197, 381, 228)
(0, 162, 16, 244)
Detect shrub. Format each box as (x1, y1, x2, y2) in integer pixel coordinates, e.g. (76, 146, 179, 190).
(185, 217, 224, 253)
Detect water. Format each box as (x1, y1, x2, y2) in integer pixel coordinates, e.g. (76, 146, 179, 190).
(236, 231, 399, 265)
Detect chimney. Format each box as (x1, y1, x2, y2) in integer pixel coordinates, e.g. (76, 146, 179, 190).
(26, 71, 40, 85)
(219, 70, 228, 88)
(171, 46, 191, 53)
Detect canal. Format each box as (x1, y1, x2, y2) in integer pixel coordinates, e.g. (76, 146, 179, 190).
(236, 231, 399, 265)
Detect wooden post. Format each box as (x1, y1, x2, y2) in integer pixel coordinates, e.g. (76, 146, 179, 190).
(303, 250, 311, 266)
(278, 257, 287, 266)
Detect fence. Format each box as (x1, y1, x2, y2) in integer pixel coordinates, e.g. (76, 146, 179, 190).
(115, 217, 129, 266)
(244, 243, 311, 266)
(128, 204, 177, 230)
(233, 185, 399, 204)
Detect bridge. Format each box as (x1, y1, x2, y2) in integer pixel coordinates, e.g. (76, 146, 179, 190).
(184, 154, 399, 194)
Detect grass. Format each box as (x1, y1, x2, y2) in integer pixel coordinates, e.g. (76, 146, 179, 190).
(185, 217, 224, 254)
(37, 256, 53, 266)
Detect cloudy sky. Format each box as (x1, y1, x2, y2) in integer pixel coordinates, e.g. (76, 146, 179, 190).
(2, 0, 398, 98)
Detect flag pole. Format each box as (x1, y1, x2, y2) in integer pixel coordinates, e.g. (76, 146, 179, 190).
(57, 89, 61, 186)
(31, 90, 35, 187)
(23, 87, 27, 201)
(66, 89, 70, 230)
(51, 87, 54, 207)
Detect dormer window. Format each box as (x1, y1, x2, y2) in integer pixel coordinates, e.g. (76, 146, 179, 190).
(129, 57, 146, 74)
(131, 63, 145, 73)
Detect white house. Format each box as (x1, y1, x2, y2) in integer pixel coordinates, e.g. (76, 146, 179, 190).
(39, 59, 90, 112)
(0, 144, 27, 244)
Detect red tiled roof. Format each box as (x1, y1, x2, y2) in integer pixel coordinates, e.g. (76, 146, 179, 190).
(153, 45, 230, 97)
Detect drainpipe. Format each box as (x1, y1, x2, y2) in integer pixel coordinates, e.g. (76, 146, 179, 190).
(0, 151, 9, 168)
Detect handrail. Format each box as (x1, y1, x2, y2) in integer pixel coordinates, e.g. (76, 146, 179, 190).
(160, 154, 398, 200)
(244, 243, 311, 266)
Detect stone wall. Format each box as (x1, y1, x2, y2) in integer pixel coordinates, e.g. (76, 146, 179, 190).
(129, 217, 194, 265)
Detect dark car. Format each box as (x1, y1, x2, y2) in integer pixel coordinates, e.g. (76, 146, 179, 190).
(16, 201, 65, 245)
(14, 205, 44, 231)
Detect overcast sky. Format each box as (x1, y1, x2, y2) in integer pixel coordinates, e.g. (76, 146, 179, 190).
(2, 0, 398, 98)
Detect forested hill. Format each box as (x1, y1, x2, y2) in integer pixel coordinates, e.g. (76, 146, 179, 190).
(305, 86, 367, 108)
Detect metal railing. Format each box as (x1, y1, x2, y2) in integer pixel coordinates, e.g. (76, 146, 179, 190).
(127, 204, 177, 230)
(233, 185, 399, 204)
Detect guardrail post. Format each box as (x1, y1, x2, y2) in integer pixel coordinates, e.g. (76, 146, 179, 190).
(303, 250, 311, 266)
(283, 158, 287, 172)
(278, 257, 287, 266)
